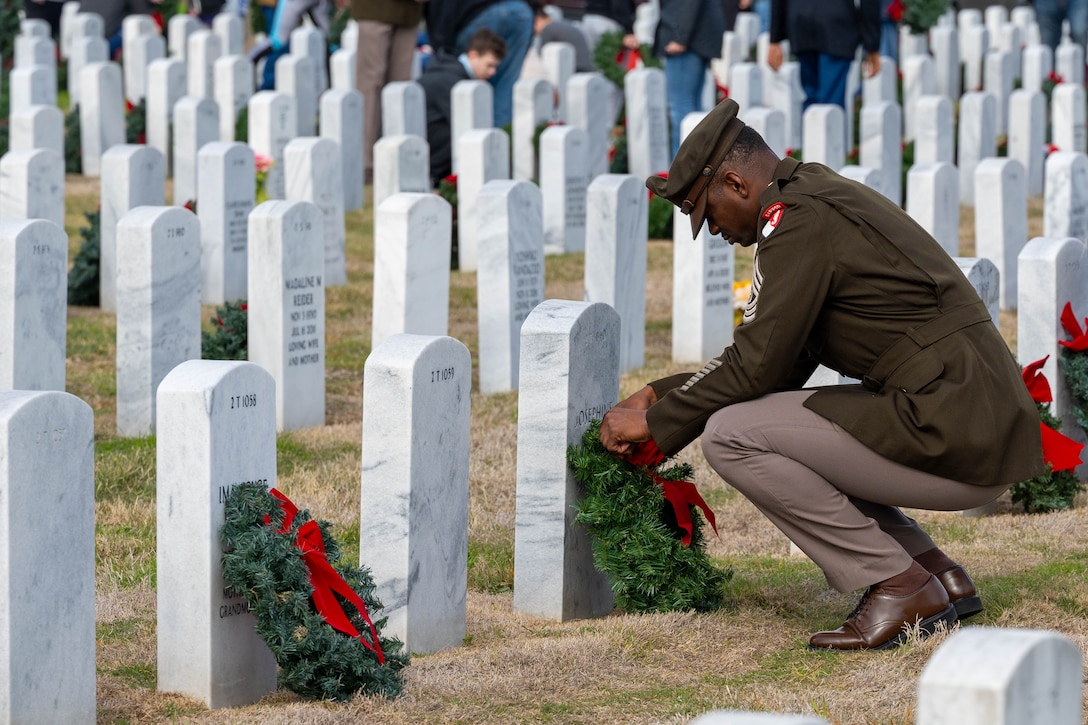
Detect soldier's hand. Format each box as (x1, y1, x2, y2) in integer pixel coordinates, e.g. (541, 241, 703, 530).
(600, 407, 651, 457)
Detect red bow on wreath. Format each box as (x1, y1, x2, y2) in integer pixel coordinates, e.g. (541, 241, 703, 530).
(1059, 301, 1088, 352)
(615, 46, 641, 72)
(626, 440, 719, 547)
(268, 489, 386, 664)
(1022, 356, 1085, 473)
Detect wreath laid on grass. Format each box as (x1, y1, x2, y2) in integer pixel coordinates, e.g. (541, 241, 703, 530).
(568, 421, 731, 613)
(220, 483, 409, 701)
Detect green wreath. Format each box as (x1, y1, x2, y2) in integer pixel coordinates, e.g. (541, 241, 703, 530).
(592, 30, 662, 89)
(568, 422, 731, 613)
(220, 483, 409, 701)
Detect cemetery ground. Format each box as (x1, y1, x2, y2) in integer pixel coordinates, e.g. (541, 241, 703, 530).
(63, 175, 1088, 724)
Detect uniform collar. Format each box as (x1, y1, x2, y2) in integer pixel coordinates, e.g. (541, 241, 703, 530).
(760, 157, 802, 207)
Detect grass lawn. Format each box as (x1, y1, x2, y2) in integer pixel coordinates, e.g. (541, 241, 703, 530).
(68, 177, 1088, 724)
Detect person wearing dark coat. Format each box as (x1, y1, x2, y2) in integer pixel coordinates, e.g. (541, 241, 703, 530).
(768, 0, 881, 108)
(601, 100, 1046, 651)
(424, 0, 532, 128)
(419, 29, 506, 188)
(655, 0, 725, 157)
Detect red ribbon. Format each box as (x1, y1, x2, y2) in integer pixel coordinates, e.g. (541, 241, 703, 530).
(1022, 356, 1053, 404)
(1059, 302, 1088, 352)
(627, 440, 719, 547)
(614, 47, 641, 72)
(1019, 357, 1084, 474)
(268, 489, 386, 664)
(1039, 422, 1084, 473)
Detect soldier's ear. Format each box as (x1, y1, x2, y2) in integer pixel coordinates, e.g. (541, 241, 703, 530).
(722, 170, 748, 198)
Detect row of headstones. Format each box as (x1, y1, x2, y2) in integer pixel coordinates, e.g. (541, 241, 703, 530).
(6, 226, 1086, 716)
(1, 194, 328, 434)
(689, 626, 1083, 723)
(12, 7, 367, 210)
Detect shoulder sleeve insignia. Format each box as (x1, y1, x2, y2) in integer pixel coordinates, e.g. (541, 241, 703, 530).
(760, 201, 786, 238)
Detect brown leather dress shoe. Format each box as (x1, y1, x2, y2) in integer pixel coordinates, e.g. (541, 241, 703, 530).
(934, 565, 983, 620)
(808, 575, 956, 651)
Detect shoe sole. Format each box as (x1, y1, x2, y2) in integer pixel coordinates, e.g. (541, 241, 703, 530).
(808, 603, 958, 652)
(951, 595, 983, 620)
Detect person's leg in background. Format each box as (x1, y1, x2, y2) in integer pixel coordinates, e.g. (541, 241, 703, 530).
(795, 51, 819, 109)
(455, 0, 534, 128)
(1033, 0, 1064, 50)
(1067, 0, 1088, 48)
(352, 21, 411, 181)
(663, 50, 707, 157)
(815, 52, 851, 108)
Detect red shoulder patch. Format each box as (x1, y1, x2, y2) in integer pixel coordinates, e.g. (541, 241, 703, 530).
(761, 201, 786, 223)
(760, 202, 786, 237)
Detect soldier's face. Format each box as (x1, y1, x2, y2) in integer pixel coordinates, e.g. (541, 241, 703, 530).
(704, 173, 760, 247)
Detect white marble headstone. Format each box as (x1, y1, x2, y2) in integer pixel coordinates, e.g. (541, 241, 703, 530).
(0, 148, 64, 228)
(859, 101, 902, 205)
(512, 78, 554, 181)
(513, 299, 618, 621)
(361, 334, 470, 654)
(100, 144, 166, 313)
(957, 91, 997, 206)
(954, 257, 1000, 327)
(9, 104, 64, 159)
(802, 104, 845, 170)
(1043, 151, 1088, 240)
(247, 90, 298, 201)
(371, 193, 452, 351)
(198, 141, 255, 305)
(917, 627, 1082, 724)
(906, 162, 960, 258)
(173, 96, 220, 206)
(168, 14, 200, 61)
(567, 71, 613, 180)
(585, 174, 647, 372)
(285, 137, 347, 287)
(456, 128, 510, 272)
(1051, 83, 1086, 154)
(212, 13, 244, 56)
(541, 41, 575, 122)
(974, 158, 1027, 309)
(187, 29, 222, 99)
(320, 88, 365, 212)
(477, 180, 544, 393)
(146, 58, 186, 174)
(372, 133, 430, 211)
(156, 360, 278, 707)
(381, 81, 426, 139)
(624, 67, 670, 178)
(79, 61, 126, 177)
(0, 390, 95, 723)
(450, 79, 493, 175)
(115, 206, 202, 437)
(0, 219, 68, 391)
(68, 35, 109, 108)
(124, 32, 165, 104)
(540, 125, 588, 255)
(1008, 89, 1046, 196)
(276, 54, 319, 136)
(214, 55, 254, 143)
(247, 201, 326, 431)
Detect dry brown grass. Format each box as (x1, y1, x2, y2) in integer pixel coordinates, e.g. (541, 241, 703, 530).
(76, 179, 1088, 724)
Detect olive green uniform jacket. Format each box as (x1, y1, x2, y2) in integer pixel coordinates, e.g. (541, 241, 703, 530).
(646, 158, 1044, 487)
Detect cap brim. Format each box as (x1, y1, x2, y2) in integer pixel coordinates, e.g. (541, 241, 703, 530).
(687, 189, 707, 239)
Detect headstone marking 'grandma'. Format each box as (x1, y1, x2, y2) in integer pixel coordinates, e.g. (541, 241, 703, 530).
(156, 360, 278, 708)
